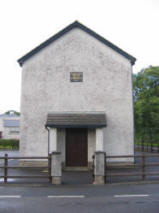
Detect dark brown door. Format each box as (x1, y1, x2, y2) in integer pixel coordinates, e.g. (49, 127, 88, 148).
(66, 128, 88, 167)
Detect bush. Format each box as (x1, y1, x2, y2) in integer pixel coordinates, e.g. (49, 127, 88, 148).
(0, 139, 19, 149)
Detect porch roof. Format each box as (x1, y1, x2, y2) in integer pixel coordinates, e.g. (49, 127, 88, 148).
(45, 112, 106, 128)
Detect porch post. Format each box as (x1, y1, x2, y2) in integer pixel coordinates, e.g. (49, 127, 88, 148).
(95, 128, 104, 151)
(49, 128, 57, 152)
(94, 128, 105, 184)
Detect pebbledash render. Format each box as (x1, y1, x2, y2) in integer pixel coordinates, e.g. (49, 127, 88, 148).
(18, 21, 136, 169)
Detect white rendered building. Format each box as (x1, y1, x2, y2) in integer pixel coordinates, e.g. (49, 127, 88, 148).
(18, 21, 136, 168)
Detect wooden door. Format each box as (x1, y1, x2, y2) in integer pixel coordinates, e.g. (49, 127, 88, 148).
(66, 128, 88, 167)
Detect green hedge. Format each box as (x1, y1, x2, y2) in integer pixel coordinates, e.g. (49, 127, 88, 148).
(0, 139, 19, 149)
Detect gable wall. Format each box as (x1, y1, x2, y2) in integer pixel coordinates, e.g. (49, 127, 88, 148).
(20, 29, 134, 157)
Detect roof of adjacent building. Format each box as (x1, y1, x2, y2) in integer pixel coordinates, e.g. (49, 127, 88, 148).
(17, 21, 136, 66)
(3, 120, 20, 127)
(45, 112, 106, 128)
(0, 110, 20, 118)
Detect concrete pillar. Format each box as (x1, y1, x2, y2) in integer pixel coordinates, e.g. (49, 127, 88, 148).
(51, 151, 62, 184)
(96, 128, 104, 151)
(50, 128, 57, 152)
(93, 151, 105, 184)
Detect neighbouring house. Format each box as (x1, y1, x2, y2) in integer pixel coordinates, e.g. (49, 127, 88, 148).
(0, 110, 20, 140)
(17, 21, 136, 176)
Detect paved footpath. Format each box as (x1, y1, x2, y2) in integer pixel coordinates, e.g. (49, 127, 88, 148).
(0, 183, 159, 213)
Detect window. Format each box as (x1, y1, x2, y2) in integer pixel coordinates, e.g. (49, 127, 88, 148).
(9, 127, 19, 135)
(9, 131, 19, 135)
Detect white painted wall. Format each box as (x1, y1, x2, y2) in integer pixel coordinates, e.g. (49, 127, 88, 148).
(3, 126, 20, 140)
(20, 28, 134, 162)
(0, 116, 20, 140)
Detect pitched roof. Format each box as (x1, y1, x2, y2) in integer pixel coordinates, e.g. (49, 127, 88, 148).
(45, 112, 106, 128)
(17, 21, 136, 66)
(3, 120, 20, 127)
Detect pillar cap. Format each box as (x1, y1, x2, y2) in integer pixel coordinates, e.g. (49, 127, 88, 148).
(95, 151, 106, 154)
(51, 151, 61, 155)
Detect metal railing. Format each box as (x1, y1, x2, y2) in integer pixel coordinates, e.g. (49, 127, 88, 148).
(105, 153, 159, 182)
(136, 144, 159, 153)
(92, 153, 159, 183)
(92, 154, 95, 182)
(0, 154, 51, 183)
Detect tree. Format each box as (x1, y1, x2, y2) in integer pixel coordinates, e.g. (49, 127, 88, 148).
(5, 110, 20, 116)
(133, 66, 159, 148)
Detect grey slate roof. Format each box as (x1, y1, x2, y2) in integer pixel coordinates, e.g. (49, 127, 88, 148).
(17, 21, 136, 66)
(46, 112, 106, 128)
(0, 113, 19, 118)
(0, 110, 20, 118)
(3, 120, 20, 127)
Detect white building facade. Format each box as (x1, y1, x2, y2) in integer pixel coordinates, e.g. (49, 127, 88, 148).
(0, 110, 20, 140)
(18, 21, 136, 168)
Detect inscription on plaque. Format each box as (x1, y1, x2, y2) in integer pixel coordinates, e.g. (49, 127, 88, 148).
(70, 72, 83, 82)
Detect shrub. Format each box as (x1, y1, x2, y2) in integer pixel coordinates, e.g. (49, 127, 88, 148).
(0, 139, 19, 149)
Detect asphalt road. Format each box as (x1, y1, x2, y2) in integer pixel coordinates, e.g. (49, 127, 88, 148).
(0, 183, 159, 213)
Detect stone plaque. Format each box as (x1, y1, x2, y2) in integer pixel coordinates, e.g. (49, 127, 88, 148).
(70, 72, 83, 82)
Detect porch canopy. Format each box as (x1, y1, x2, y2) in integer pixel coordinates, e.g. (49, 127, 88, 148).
(45, 112, 106, 128)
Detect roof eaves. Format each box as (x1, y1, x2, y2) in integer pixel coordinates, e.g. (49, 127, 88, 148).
(17, 21, 78, 66)
(76, 22, 136, 65)
(17, 21, 136, 66)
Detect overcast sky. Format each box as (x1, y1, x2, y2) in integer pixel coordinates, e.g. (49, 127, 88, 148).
(0, 0, 158, 113)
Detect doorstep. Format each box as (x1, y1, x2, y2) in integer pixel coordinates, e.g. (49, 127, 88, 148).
(63, 167, 90, 171)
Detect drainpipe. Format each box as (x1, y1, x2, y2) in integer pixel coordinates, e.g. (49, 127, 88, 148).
(45, 125, 50, 155)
